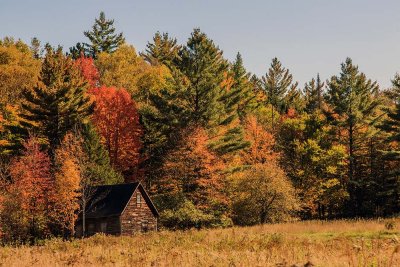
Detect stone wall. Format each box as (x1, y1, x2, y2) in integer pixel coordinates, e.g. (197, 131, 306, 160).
(120, 188, 157, 235)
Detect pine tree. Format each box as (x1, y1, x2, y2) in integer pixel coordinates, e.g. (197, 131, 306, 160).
(378, 74, 400, 214)
(304, 74, 325, 113)
(21, 45, 93, 155)
(68, 42, 88, 60)
(84, 11, 125, 58)
(177, 29, 248, 155)
(30, 37, 41, 59)
(178, 29, 229, 126)
(262, 58, 296, 129)
(381, 74, 400, 149)
(80, 123, 123, 185)
(228, 53, 258, 119)
(142, 32, 180, 66)
(325, 57, 380, 216)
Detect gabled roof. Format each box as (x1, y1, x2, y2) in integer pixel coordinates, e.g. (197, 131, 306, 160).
(84, 182, 159, 219)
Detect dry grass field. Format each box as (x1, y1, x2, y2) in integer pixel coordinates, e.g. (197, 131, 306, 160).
(0, 219, 399, 267)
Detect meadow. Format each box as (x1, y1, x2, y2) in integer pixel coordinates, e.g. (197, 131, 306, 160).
(0, 219, 399, 267)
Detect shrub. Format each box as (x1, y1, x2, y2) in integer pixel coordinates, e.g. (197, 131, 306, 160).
(159, 199, 232, 230)
(231, 163, 299, 225)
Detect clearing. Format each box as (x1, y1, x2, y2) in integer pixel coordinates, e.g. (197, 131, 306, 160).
(0, 219, 399, 266)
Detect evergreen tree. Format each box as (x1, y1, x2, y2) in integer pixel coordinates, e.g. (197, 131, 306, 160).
(30, 37, 41, 59)
(284, 83, 303, 113)
(228, 53, 258, 119)
(177, 29, 228, 126)
(68, 42, 88, 60)
(304, 74, 325, 113)
(378, 74, 400, 214)
(142, 32, 180, 67)
(262, 58, 296, 129)
(21, 45, 93, 155)
(80, 123, 123, 185)
(381, 74, 400, 148)
(325, 58, 380, 216)
(84, 11, 125, 58)
(177, 29, 247, 155)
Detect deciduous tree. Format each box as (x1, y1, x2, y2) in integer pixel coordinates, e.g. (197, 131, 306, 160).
(90, 86, 142, 178)
(231, 163, 299, 225)
(75, 55, 99, 88)
(52, 133, 82, 236)
(0, 37, 40, 105)
(3, 137, 53, 242)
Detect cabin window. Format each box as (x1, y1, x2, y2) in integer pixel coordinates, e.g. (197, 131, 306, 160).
(136, 193, 142, 207)
(141, 222, 149, 232)
(100, 222, 107, 233)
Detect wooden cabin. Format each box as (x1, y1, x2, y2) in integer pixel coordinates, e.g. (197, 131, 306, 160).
(75, 182, 159, 237)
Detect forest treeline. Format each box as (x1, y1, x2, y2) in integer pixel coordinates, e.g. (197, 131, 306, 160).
(0, 12, 399, 243)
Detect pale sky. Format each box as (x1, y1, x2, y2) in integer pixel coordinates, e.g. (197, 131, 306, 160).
(1, 0, 399, 89)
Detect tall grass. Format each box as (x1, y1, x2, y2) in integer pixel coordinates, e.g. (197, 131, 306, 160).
(0, 219, 399, 266)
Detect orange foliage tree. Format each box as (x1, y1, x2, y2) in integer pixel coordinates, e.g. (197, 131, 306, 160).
(241, 115, 279, 165)
(89, 86, 142, 178)
(75, 55, 99, 88)
(52, 133, 82, 236)
(4, 137, 53, 241)
(161, 126, 226, 210)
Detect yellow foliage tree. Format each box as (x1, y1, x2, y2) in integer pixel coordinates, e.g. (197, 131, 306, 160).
(232, 163, 299, 225)
(241, 115, 279, 165)
(52, 133, 82, 236)
(96, 44, 146, 96)
(0, 38, 40, 105)
(95, 44, 170, 104)
(161, 126, 226, 210)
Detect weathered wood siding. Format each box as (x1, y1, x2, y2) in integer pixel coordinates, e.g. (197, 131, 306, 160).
(120, 188, 157, 235)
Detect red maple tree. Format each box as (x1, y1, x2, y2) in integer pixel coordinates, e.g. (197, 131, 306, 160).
(75, 55, 100, 88)
(89, 86, 142, 178)
(8, 137, 54, 238)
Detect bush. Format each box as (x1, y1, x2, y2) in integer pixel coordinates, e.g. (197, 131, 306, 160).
(231, 163, 299, 225)
(159, 199, 232, 230)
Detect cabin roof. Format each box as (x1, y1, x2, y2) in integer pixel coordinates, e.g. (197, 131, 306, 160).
(84, 182, 159, 219)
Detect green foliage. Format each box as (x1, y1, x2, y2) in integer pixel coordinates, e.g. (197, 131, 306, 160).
(228, 53, 259, 119)
(325, 57, 381, 216)
(142, 32, 180, 66)
(159, 198, 232, 230)
(21, 45, 93, 154)
(176, 29, 247, 155)
(304, 74, 324, 113)
(80, 123, 123, 185)
(278, 112, 349, 218)
(68, 42, 88, 59)
(263, 58, 298, 108)
(84, 11, 125, 58)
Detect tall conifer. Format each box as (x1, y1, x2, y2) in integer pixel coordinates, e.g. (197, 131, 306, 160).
(84, 12, 125, 58)
(21, 46, 93, 154)
(262, 58, 296, 128)
(325, 58, 380, 215)
(142, 32, 180, 67)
